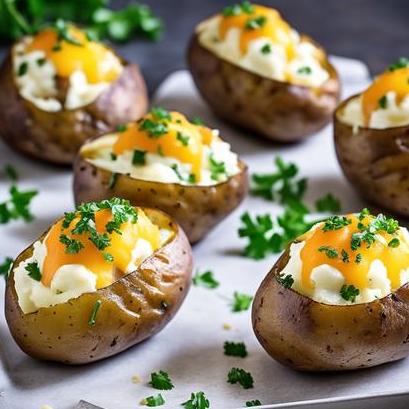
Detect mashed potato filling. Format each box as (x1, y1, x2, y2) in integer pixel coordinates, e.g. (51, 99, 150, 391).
(12, 25, 123, 112)
(81, 110, 240, 186)
(197, 4, 329, 87)
(279, 212, 409, 305)
(14, 203, 171, 314)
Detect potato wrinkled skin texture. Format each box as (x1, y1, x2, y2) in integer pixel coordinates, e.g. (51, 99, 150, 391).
(0, 53, 148, 165)
(73, 155, 249, 244)
(335, 95, 409, 217)
(252, 248, 409, 371)
(5, 209, 193, 364)
(187, 34, 340, 143)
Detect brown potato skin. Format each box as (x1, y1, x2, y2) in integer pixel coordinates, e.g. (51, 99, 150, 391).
(5, 209, 193, 364)
(187, 33, 340, 143)
(252, 247, 409, 371)
(335, 95, 409, 217)
(73, 154, 249, 244)
(0, 52, 148, 165)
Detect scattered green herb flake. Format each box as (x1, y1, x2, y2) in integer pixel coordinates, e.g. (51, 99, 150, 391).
(224, 341, 248, 358)
(192, 270, 220, 289)
(297, 66, 312, 75)
(318, 245, 338, 259)
(0, 257, 13, 279)
(54, 18, 83, 46)
(88, 299, 102, 326)
(36, 57, 46, 66)
(388, 57, 409, 71)
(110, 152, 117, 161)
(108, 172, 118, 189)
(149, 370, 174, 390)
(276, 273, 294, 289)
(17, 61, 28, 76)
(209, 154, 227, 182)
(141, 394, 165, 407)
(322, 216, 351, 232)
(103, 252, 114, 262)
(261, 43, 271, 54)
(341, 249, 349, 263)
(116, 123, 128, 132)
(25, 261, 41, 281)
(4, 164, 18, 181)
(340, 284, 360, 302)
(0, 185, 38, 225)
(52, 42, 62, 52)
(188, 173, 196, 184)
(191, 116, 203, 125)
(246, 400, 262, 407)
(389, 238, 400, 248)
(315, 193, 342, 213)
(378, 95, 388, 109)
(132, 149, 146, 165)
(241, 1, 254, 14)
(231, 291, 253, 312)
(245, 15, 266, 30)
(157, 145, 164, 157)
(223, 4, 244, 17)
(355, 253, 362, 264)
(171, 164, 183, 180)
(181, 391, 210, 409)
(227, 367, 254, 389)
(59, 234, 84, 254)
(139, 118, 168, 138)
(151, 107, 171, 121)
(176, 131, 190, 146)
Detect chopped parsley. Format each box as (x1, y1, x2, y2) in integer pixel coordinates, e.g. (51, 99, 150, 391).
(59, 234, 84, 254)
(25, 261, 41, 281)
(389, 238, 400, 248)
(223, 1, 254, 17)
(191, 116, 203, 125)
(355, 253, 362, 264)
(378, 95, 388, 109)
(151, 107, 171, 121)
(53, 18, 83, 46)
(17, 61, 28, 76)
(322, 216, 351, 232)
(341, 249, 349, 263)
(297, 66, 312, 75)
(261, 43, 272, 54)
(108, 172, 118, 189)
(0, 185, 38, 224)
(231, 292, 253, 312)
(103, 252, 114, 262)
(318, 245, 338, 259)
(181, 392, 210, 409)
(4, 164, 18, 181)
(245, 16, 267, 30)
(88, 299, 102, 326)
(276, 273, 294, 289)
(139, 118, 168, 138)
(141, 394, 165, 407)
(388, 57, 409, 72)
(0, 257, 13, 279)
(315, 193, 342, 213)
(340, 284, 360, 302)
(209, 154, 227, 182)
(227, 367, 254, 389)
(192, 270, 220, 289)
(116, 124, 128, 132)
(176, 132, 190, 146)
(132, 149, 146, 165)
(36, 58, 46, 66)
(149, 370, 174, 390)
(110, 153, 117, 161)
(224, 341, 248, 358)
(246, 400, 262, 407)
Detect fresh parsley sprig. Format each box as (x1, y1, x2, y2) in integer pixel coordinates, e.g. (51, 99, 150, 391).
(227, 367, 254, 389)
(181, 392, 210, 409)
(0, 257, 13, 279)
(231, 292, 253, 312)
(149, 370, 174, 390)
(193, 270, 220, 289)
(224, 341, 248, 358)
(0, 185, 38, 224)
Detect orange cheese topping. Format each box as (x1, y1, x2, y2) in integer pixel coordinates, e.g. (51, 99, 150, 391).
(41, 208, 161, 289)
(27, 26, 122, 84)
(219, 5, 295, 58)
(299, 215, 409, 291)
(362, 67, 409, 126)
(113, 112, 215, 181)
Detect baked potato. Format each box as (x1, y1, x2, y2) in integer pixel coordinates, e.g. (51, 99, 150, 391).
(187, 3, 340, 143)
(335, 59, 409, 217)
(252, 210, 409, 371)
(73, 108, 248, 244)
(5, 198, 192, 364)
(0, 22, 147, 165)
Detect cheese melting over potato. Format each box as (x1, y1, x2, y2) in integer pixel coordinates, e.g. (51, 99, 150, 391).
(279, 213, 409, 305)
(81, 110, 240, 186)
(197, 4, 329, 87)
(13, 25, 123, 112)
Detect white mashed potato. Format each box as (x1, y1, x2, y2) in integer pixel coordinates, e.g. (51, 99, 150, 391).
(82, 132, 240, 186)
(340, 93, 409, 129)
(280, 239, 409, 305)
(197, 16, 329, 87)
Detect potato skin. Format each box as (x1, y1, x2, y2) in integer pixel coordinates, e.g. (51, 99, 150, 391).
(335, 95, 409, 217)
(0, 52, 148, 165)
(187, 33, 340, 143)
(73, 154, 249, 244)
(252, 248, 409, 371)
(5, 209, 193, 364)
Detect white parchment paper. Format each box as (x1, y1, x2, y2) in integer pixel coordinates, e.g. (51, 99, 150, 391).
(2, 57, 406, 409)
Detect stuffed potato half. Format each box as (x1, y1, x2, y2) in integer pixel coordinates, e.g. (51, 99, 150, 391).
(335, 58, 409, 217)
(187, 3, 340, 143)
(0, 22, 147, 165)
(73, 108, 249, 244)
(5, 198, 192, 364)
(253, 210, 409, 371)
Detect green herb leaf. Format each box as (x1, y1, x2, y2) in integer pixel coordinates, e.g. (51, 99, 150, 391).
(245, 16, 266, 30)
(59, 234, 84, 254)
(110, 152, 117, 161)
(139, 118, 168, 138)
(151, 107, 171, 121)
(378, 95, 388, 109)
(227, 367, 254, 389)
(176, 131, 190, 146)
(103, 252, 114, 262)
(4, 164, 18, 181)
(340, 284, 360, 302)
(36, 57, 46, 66)
(181, 392, 210, 409)
(297, 66, 312, 75)
(315, 193, 342, 213)
(341, 249, 349, 263)
(276, 273, 294, 289)
(231, 292, 253, 312)
(0, 185, 38, 224)
(17, 61, 28, 76)
(192, 270, 220, 289)
(388, 57, 409, 72)
(224, 341, 248, 358)
(141, 394, 165, 407)
(191, 116, 203, 125)
(0, 257, 13, 279)
(88, 299, 102, 326)
(318, 245, 338, 259)
(149, 370, 174, 390)
(132, 149, 146, 165)
(116, 123, 128, 132)
(388, 238, 400, 248)
(355, 253, 362, 264)
(246, 400, 262, 407)
(209, 154, 227, 182)
(25, 261, 41, 281)
(54, 18, 83, 46)
(260, 43, 271, 54)
(322, 216, 351, 232)
(223, 2, 254, 17)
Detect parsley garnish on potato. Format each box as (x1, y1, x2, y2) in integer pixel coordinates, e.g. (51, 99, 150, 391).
(181, 391, 210, 409)
(231, 292, 253, 312)
(209, 154, 227, 181)
(88, 300, 102, 326)
(193, 270, 220, 289)
(227, 367, 254, 389)
(276, 273, 294, 289)
(25, 262, 41, 281)
(223, 1, 254, 17)
(149, 370, 174, 390)
(224, 341, 248, 358)
(340, 284, 360, 302)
